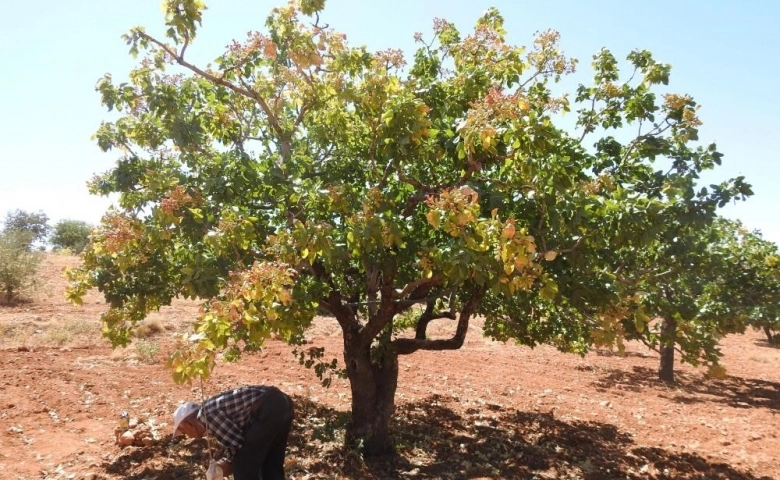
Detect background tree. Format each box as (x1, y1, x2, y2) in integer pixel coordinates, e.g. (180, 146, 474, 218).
(51, 220, 93, 254)
(68, 0, 750, 453)
(0, 229, 43, 303)
(604, 217, 746, 383)
(703, 219, 780, 344)
(3, 209, 50, 248)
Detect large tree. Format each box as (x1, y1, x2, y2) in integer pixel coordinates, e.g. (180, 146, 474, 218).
(68, 0, 750, 453)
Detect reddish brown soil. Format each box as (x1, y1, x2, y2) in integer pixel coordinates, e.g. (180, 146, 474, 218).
(1, 255, 778, 479)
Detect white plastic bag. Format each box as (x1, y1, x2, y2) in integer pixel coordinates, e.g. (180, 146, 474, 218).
(206, 461, 224, 480)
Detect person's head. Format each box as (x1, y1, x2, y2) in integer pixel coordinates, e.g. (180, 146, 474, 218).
(172, 402, 205, 438)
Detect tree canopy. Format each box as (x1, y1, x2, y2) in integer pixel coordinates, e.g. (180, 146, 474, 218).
(3, 209, 50, 248)
(68, 0, 753, 453)
(51, 219, 94, 254)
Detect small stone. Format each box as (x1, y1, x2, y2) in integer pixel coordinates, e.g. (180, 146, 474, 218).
(133, 426, 151, 440)
(118, 430, 135, 447)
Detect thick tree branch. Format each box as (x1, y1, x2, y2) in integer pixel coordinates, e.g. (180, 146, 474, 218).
(397, 274, 443, 300)
(311, 260, 358, 332)
(393, 288, 484, 355)
(359, 260, 398, 345)
(414, 296, 456, 340)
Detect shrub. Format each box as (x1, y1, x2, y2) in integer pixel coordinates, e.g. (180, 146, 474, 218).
(135, 338, 161, 364)
(0, 230, 43, 303)
(51, 220, 93, 254)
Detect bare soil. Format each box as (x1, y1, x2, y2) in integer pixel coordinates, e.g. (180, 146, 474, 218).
(0, 254, 778, 479)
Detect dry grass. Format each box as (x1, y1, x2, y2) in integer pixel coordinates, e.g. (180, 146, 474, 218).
(134, 338, 161, 364)
(133, 319, 166, 338)
(43, 319, 97, 346)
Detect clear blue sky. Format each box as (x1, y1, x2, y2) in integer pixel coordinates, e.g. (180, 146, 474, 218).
(1, 1, 778, 244)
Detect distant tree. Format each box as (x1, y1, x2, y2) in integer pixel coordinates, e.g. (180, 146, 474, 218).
(51, 220, 93, 254)
(0, 229, 43, 303)
(704, 219, 780, 344)
(4, 209, 50, 247)
(605, 218, 745, 383)
(601, 217, 780, 383)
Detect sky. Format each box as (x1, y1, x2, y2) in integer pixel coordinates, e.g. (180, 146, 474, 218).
(1, 0, 778, 244)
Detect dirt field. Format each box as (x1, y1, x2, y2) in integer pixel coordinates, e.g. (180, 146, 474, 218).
(0, 254, 778, 479)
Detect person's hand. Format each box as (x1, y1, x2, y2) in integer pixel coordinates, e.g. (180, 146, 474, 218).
(217, 459, 233, 477)
(206, 462, 223, 480)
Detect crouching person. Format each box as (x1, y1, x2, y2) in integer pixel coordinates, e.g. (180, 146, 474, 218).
(172, 385, 295, 480)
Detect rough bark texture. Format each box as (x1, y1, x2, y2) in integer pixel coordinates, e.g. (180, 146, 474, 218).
(342, 336, 399, 455)
(658, 316, 677, 383)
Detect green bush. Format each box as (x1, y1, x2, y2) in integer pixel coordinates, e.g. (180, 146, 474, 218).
(0, 230, 43, 303)
(51, 219, 93, 254)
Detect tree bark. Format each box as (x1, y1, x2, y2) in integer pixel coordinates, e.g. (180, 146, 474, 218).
(763, 325, 773, 342)
(342, 335, 398, 455)
(658, 316, 677, 383)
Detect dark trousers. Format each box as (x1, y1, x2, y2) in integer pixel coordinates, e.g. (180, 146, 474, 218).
(232, 387, 295, 480)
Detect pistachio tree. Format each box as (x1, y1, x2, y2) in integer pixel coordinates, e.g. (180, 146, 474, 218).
(68, 0, 749, 453)
(704, 219, 780, 344)
(603, 216, 750, 383)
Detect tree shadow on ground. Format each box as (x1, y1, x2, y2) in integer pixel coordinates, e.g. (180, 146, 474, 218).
(100, 394, 773, 479)
(102, 438, 209, 479)
(286, 394, 773, 480)
(594, 365, 780, 411)
(753, 338, 780, 349)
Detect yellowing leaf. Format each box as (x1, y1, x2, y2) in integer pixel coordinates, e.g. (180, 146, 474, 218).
(426, 210, 441, 229)
(544, 250, 558, 261)
(540, 279, 558, 300)
(502, 223, 516, 239)
(633, 312, 645, 333)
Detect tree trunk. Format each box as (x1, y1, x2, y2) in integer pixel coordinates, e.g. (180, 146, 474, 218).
(658, 316, 677, 383)
(763, 326, 773, 342)
(343, 337, 399, 455)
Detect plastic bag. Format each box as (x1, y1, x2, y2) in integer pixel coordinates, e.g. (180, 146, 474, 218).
(206, 462, 224, 480)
